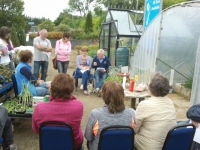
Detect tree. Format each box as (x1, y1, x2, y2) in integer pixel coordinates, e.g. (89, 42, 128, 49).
(85, 11, 93, 33)
(0, 0, 26, 29)
(10, 25, 20, 47)
(68, 0, 94, 16)
(56, 24, 70, 32)
(38, 20, 55, 32)
(18, 28, 26, 46)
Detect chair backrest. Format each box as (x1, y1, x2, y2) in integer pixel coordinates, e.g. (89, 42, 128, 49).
(97, 125, 134, 150)
(162, 123, 196, 150)
(11, 73, 18, 98)
(39, 121, 75, 150)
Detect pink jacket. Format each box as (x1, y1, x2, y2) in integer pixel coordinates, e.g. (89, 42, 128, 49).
(55, 39, 71, 61)
(32, 96, 84, 148)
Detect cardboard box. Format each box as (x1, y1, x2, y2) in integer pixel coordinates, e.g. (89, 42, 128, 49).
(32, 96, 44, 107)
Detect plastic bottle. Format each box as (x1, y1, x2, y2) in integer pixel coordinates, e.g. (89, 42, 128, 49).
(122, 73, 126, 89)
(129, 78, 135, 92)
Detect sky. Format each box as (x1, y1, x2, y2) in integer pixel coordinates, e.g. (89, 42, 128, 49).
(23, 0, 69, 22)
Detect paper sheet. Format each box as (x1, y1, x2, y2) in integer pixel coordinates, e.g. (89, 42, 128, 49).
(97, 67, 105, 71)
(80, 70, 86, 74)
(193, 123, 200, 143)
(0, 55, 10, 64)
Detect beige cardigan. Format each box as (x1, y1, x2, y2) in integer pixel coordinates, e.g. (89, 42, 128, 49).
(134, 96, 177, 150)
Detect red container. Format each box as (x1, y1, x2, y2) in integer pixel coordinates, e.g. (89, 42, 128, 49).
(129, 78, 135, 92)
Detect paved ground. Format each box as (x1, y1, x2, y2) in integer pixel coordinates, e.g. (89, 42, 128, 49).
(12, 49, 191, 150)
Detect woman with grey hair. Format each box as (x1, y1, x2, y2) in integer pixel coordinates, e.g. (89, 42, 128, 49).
(134, 72, 177, 150)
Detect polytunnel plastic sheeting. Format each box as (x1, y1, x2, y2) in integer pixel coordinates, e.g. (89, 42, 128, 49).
(191, 37, 200, 105)
(130, 1, 200, 87)
(129, 14, 161, 82)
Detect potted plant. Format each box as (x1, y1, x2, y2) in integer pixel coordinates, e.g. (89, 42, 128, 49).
(18, 82, 32, 106)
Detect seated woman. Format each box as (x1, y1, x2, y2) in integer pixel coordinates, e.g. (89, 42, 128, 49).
(15, 50, 50, 96)
(134, 72, 177, 150)
(75, 46, 92, 95)
(85, 81, 136, 150)
(32, 73, 84, 150)
(0, 106, 17, 150)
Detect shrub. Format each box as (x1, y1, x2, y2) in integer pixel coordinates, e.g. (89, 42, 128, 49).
(70, 28, 86, 40)
(18, 29, 27, 46)
(29, 32, 63, 39)
(11, 25, 20, 47)
(88, 44, 99, 58)
(56, 24, 70, 32)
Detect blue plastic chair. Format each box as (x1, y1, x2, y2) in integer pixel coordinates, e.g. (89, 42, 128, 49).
(162, 123, 196, 150)
(39, 121, 76, 150)
(0, 75, 13, 101)
(0, 137, 3, 149)
(11, 73, 18, 98)
(97, 125, 134, 150)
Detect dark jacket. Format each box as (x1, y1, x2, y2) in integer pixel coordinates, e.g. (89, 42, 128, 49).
(187, 104, 200, 123)
(92, 55, 111, 72)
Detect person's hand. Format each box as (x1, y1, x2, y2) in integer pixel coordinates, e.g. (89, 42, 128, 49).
(36, 80, 44, 85)
(192, 120, 198, 128)
(101, 69, 106, 73)
(93, 62, 97, 66)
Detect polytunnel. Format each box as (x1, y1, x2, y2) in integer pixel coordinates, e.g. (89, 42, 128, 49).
(129, 1, 200, 104)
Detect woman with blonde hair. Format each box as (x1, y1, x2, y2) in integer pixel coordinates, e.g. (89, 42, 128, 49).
(85, 81, 136, 150)
(32, 73, 84, 150)
(75, 46, 92, 95)
(15, 50, 50, 96)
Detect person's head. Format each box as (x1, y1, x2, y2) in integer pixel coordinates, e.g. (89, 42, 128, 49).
(149, 72, 170, 97)
(62, 32, 71, 43)
(97, 49, 104, 59)
(0, 26, 11, 41)
(50, 73, 74, 99)
(40, 29, 48, 40)
(81, 46, 88, 56)
(101, 81, 125, 113)
(18, 50, 33, 63)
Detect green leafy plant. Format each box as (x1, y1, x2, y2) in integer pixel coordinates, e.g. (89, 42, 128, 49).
(18, 82, 32, 106)
(105, 66, 122, 83)
(0, 64, 14, 82)
(182, 67, 194, 90)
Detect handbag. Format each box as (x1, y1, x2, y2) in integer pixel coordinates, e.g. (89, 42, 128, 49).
(52, 55, 57, 69)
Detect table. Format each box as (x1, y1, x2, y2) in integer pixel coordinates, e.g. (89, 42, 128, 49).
(124, 90, 149, 109)
(8, 113, 32, 119)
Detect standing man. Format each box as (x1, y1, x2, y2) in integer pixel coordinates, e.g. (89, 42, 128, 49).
(92, 49, 111, 94)
(33, 29, 52, 81)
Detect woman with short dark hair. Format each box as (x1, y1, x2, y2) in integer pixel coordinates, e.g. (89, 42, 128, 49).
(32, 73, 84, 150)
(55, 32, 71, 73)
(0, 26, 15, 69)
(134, 72, 177, 150)
(15, 50, 50, 96)
(85, 81, 136, 150)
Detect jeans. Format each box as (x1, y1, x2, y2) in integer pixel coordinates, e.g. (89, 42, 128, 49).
(94, 70, 108, 89)
(34, 61, 49, 81)
(75, 69, 90, 90)
(0, 107, 14, 148)
(57, 60, 69, 73)
(35, 82, 50, 96)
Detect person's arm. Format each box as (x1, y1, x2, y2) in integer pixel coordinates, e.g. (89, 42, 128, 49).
(32, 105, 40, 134)
(20, 66, 37, 84)
(56, 42, 71, 56)
(91, 57, 97, 69)
(33, 38, 51, 52)
(55, 40, 60, 55)
(134, 102, 146, 133)
(88, 56, 93, 69)
(84, 110, 97, 141)
(76, 55, 82, 69)
(105, 57, 111, 72)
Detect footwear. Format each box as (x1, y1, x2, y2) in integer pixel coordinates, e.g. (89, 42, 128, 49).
(98, 89, 102, 97)
(83, 90, 88, 95)
(80, 84, 83, 90)
(5, 144, 17, 150)
(93, 88, 100, 94)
